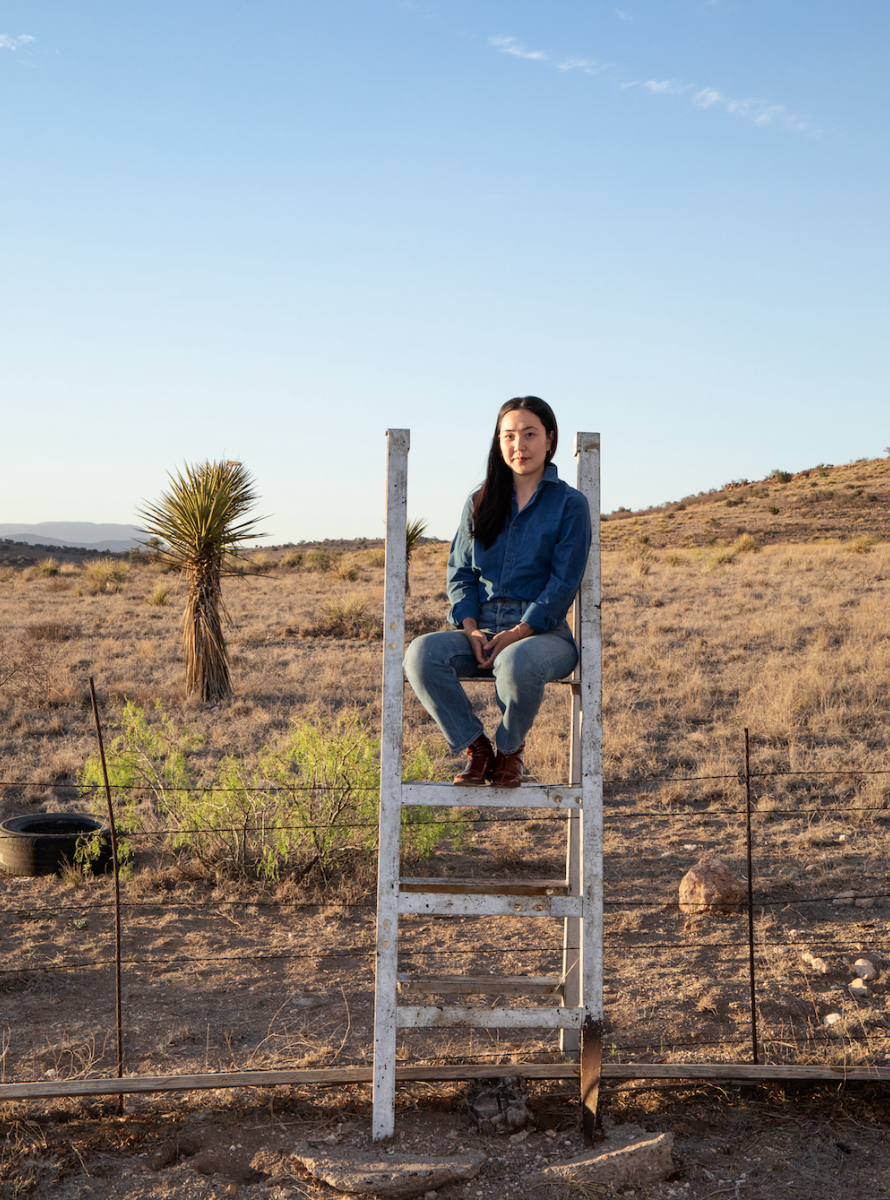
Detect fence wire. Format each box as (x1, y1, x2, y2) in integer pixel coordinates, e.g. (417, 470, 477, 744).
(1, 739, 889, 1094)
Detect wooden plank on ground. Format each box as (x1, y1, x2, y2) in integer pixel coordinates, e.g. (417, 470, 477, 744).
(2, 1060, 890, 1101)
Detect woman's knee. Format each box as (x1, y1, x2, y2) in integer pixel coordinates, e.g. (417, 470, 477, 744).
(493, 647, 546, 695)
(404, 632, 456, 683)
(403, 633, 433, 682)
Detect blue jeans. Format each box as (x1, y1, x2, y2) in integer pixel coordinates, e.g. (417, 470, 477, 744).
(403, 600, 578, 755)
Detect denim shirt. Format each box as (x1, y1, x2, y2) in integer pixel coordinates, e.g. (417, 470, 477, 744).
(446, 464, 592, 634)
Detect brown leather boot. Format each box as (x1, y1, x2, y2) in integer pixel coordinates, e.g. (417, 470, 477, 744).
(491, 744, 524, 788)
(453, 734, 495, 786)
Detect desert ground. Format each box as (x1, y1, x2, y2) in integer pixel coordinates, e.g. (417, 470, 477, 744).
(1, 456, 889, 1198)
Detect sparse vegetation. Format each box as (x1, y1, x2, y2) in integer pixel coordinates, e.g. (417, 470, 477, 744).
(2, 455, 890, 1131)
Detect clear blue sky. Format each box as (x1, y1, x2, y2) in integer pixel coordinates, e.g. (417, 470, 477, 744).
(2, 1, 888, 542)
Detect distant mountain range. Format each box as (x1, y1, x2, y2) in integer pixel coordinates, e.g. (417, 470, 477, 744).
(0, 522, 143, 553)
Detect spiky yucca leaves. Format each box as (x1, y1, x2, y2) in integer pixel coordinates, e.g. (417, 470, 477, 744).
(137, 461, 263, 703)
(405, 517, 428, 596)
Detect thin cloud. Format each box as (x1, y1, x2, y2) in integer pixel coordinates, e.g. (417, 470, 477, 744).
(557, 56, 609, 75)
(615, 8, 634, 19)
(485, 29, 821, 135)
(489, 35, 547, 62)
(642, 79, 690, 96)
(626, 76, 819, 133)
(0, 33, 35, 50)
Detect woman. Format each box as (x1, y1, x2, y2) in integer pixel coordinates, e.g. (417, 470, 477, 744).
(404, 396, 591, 788)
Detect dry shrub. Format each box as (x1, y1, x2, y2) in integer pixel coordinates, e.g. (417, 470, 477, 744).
(301, 599, 381, 640)
(25, 622, 73, 642)
(846, 535, 877, 554)
(84, 557, 128, 594)
(146, 583, 170, 607)
(334, 559, 361, 582)
(732, 533, 760, 555)
(36, 557, 60, 576)
(249, 551, 276, 572)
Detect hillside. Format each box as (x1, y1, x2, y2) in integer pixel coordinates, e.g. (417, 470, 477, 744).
(603, 453, 890, 552)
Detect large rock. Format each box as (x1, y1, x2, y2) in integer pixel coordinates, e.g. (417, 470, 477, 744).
(679, 855, 746, 915)
(290, 1144, 486, 1198)
(529, 1125, 674, 1190)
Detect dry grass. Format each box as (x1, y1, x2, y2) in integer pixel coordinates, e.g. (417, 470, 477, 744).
(604, 453, 890, 551)
(1, 478, 889, 1096)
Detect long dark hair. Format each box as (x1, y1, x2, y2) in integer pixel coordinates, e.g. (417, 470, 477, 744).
(471, 396, 558, 548)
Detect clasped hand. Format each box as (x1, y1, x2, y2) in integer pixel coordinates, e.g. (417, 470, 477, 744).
(461, 620, 531, 667)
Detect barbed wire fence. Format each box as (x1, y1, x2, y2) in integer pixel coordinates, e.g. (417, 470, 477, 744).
(1, 722, 889, 1104)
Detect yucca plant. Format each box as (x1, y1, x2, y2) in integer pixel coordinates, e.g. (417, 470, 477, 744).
(405, 517, 428, 596)
(137, 460, 263, 702)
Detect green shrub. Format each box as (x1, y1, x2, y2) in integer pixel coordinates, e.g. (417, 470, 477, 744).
(307, 547, 334, 572)
(80, 703, 460, 881)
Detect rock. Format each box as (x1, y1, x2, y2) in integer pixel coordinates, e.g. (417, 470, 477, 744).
(849, 978, 870, 999)
(528, 1126, 674, 1190)
(854, 958, 877, 981)
(855, 897, 875, 909)
(465, 1078, 532, 1133)
(823, 1012, 843, 1030)
(801, 951, 829, 974)
(290, 1145, 486, 1199)
(833, 890, 856, 906)
(679, 856, 746, 915)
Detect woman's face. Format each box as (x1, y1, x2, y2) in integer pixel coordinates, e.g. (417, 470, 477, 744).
(498, 409, 553, 481)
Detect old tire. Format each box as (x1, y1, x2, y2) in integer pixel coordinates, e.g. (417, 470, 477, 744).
(0, 813, 112, 877)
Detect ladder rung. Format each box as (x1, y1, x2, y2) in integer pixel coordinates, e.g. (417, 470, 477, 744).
(398, 893, 582, 917)
(398, 975, 562, 996)
(400, 782, 581, 808)
(397, 1005, 585, 1029)
(400, 877, 567, 896)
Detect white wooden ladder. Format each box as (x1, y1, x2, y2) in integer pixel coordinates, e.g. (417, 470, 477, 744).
(373, 428, 603, 1142)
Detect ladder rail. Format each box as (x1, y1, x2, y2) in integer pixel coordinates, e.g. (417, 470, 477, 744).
(372, 428, 410, 1141)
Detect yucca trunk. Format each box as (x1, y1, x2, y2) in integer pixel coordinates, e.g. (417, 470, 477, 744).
(184, 547, 230, 702)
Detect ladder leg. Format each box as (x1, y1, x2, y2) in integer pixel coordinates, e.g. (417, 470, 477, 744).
(372, 429, 410, 1141)
(561, 678, 583, 1057)
(581, 1015, 603, 1143)
(560, 814, 581, 1056)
